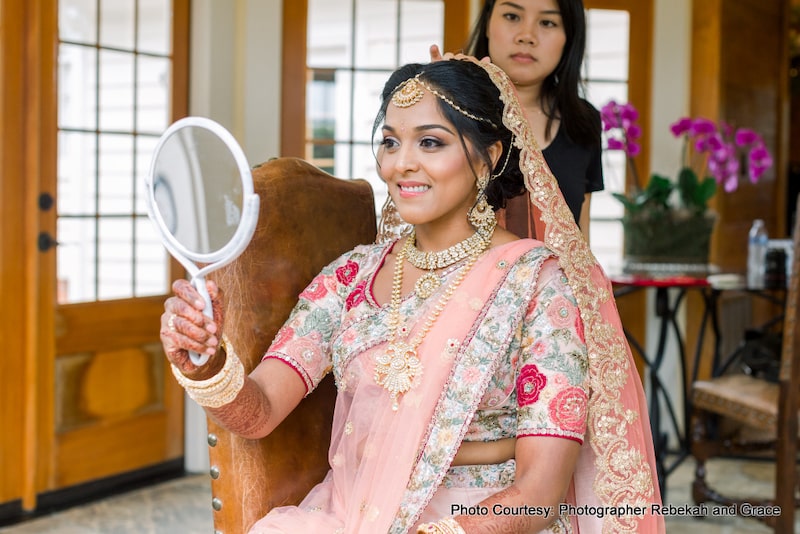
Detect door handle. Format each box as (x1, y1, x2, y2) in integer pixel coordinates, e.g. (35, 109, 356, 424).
(38, 232, 58, 251)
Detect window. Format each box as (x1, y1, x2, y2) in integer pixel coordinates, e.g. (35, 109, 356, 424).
(584, 8, 631, 272)
(583, 0, 652, 273)
(57, 0, 175, 303)
(305, 0, 446, 212)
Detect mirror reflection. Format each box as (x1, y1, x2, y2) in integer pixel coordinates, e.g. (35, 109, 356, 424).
(152, 125, 244, 255)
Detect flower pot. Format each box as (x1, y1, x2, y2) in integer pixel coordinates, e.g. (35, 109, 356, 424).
(622, 211, 715, 269)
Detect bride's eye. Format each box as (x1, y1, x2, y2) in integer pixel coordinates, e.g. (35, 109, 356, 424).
(420, 137, 444, 149)
(380, 137, 399, 150)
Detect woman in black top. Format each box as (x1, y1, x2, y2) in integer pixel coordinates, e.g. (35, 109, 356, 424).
(432, 0, 603, 242)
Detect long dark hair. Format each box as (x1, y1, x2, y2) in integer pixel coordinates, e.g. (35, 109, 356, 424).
(373, 60, 524, 210)
(465, 0, 600, 147)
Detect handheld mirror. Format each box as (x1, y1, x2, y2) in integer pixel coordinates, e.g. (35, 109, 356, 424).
(146, 117, 260, 365)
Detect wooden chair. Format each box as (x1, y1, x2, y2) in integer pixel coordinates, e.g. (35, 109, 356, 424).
(205, 157, 376, 533)
(690, 198, 800, 532)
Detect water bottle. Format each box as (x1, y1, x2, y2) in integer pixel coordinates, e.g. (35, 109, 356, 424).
(747, 219, 768, 289)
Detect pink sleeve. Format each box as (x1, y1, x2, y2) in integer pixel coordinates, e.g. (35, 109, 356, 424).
(516, 259, 589, 444)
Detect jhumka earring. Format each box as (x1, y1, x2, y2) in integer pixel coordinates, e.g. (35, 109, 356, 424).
(468, 174, 497, 237)
(377, 195, 411, 244)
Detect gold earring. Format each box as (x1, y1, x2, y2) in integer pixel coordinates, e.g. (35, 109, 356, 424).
(468, 174, 497, 238)
(377, 195, 411, 244)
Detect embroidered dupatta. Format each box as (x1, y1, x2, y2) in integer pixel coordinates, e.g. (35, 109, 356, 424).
(252, 240, 545, 534)
(459, 57, 665, 532)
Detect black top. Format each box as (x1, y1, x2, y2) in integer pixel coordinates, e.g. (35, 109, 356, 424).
(542, 112, 604, 224)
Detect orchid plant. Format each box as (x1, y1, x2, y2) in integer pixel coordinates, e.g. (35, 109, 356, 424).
(601, 100, 773, 218)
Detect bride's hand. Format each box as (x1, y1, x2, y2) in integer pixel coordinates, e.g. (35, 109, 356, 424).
(160, 279, 225, 374)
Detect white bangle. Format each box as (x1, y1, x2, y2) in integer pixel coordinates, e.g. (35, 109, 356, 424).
(170, 335, 245, 408)
(417, 517, 466, 534)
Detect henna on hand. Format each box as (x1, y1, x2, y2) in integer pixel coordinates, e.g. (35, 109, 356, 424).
(160, 279, 225, 378)
(206, 377, 272, 439)
(456, 486, 557, 534)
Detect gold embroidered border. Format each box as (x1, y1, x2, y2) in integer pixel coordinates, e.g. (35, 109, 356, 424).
(465, 56, 657, 533)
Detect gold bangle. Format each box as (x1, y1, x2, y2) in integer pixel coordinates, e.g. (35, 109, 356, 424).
(170, 335, 245, 408)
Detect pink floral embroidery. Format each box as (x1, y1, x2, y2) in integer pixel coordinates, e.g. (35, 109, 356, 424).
(531, 341, 547, 358)
(463, 367, 481, 384)
(345, 280, 367, 311)
(299, 279, 327, 301)
(336, 260, 359, 285)
(517, 364, 547, 406)
(269, 325, 295, 351)
(547, 295, 575, 328)
(548, 386, 588, 434)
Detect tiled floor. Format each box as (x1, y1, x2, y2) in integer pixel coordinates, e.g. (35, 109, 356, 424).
(0, 455, 792, 533)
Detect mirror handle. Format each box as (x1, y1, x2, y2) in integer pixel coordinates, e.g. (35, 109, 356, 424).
(188, 275, 213, 366)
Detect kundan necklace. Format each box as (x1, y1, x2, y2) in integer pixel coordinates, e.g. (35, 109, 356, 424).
(405, 229, 491, 299)
(374, 235, 487, 411)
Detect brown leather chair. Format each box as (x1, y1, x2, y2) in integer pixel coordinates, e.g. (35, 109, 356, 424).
(206, 157, 376, 533)
(690, 198, 800, 532)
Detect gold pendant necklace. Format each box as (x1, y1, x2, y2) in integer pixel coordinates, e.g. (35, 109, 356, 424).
(414, 271, 441, 299)
(374, 234, 489, 411)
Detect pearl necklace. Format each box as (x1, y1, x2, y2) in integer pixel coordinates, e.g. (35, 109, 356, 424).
(405, 229, 491, 299)
(374, 235, 486, 411)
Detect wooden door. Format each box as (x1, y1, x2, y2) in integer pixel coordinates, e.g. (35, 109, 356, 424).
(49, 0, 190, 494)
(0, 0, 189, 514)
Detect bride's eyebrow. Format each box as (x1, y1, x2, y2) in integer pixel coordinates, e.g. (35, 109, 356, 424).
(382, 124, 455, 135)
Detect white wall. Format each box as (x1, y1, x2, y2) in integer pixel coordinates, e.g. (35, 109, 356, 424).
(648, 0, 692, 449)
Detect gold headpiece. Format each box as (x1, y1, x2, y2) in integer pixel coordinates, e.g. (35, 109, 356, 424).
(390, 74, 497, 128)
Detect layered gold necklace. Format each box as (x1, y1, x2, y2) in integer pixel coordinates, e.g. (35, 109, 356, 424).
(374, 233, 489, 411)
(405, 229, 491, 299)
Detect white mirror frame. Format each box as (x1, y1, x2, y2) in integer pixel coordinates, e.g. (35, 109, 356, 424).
(145, 117, 260, 365)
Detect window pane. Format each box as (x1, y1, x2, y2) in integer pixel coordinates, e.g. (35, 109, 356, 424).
(399, 0, 444, 64)
(100, 0, 135, 50)
(137, 55, 170, 133)
(586, 9, 630, 81)
(60, 0, 98, 44)
(308, 0, 354, 68)
(135, 217, 168, 296)
(58, 44, 97, 130)
(57, 217, 97, 304)
(584, 80, 628, 109)
(353, 71, 390, 143)
(58, 131, 97, 216)
(585, 8, 631, 273)
(355, 0, 398, 69)
(135, 135, 159, 213)
(589, 220, 624, 274)
(138, 0, 171, 54)
(99, 134, 134, 215)
(352, 143, 384, 214)
(99, 50, 135, 131)
(98, 218, 134, 300)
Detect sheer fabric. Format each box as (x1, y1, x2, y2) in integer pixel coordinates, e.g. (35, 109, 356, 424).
(470, 56, 664, 532)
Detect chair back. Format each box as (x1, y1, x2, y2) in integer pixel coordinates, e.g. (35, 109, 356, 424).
(206, 157, 376, 533)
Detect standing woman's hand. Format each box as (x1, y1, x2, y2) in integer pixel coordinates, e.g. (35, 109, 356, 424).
(160, 279, 225, 378)
(429, 44, 455, 62)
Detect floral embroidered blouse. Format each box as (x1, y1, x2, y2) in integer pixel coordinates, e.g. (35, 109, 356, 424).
(264, 240, 589, 445)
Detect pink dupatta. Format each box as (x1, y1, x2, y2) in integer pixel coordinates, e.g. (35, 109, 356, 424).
(252, 240, 544, 534)
(471, 56, 665, 532)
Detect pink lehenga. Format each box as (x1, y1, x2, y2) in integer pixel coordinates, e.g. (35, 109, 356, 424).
(249, 57, 663, 533)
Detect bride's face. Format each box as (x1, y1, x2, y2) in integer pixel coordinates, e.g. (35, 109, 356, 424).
(377, 92, 484, 233)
